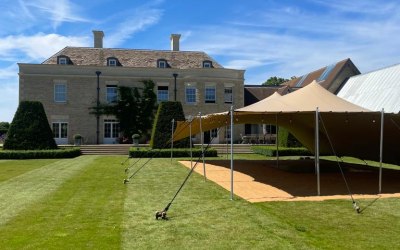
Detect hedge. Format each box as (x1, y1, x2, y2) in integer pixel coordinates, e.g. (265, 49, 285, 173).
(0, 148, 81, 159)
(251, 145, 313, 157)
(129, 147, 217, 158)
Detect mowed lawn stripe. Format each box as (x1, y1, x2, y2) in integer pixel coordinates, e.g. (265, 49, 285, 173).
(122, 158, 309, 249)
(0, 156, 98, 226)
(0, 159, 59, 182)
(0, 155, 126, 249)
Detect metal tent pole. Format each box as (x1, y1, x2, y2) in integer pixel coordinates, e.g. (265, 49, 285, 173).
(276, 113, 279, 168)
(379, 108, 384, 193)
(315, 107, 320, 196)
(199, 112, 206, 180)
(189, 116, 193, 168)
(170, 119, 174, 162)
(230, 106, 234, 200)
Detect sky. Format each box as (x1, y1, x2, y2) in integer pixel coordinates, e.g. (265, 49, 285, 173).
(1, 0, 400, 122)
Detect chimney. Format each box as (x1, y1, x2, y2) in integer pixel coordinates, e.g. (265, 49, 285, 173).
(170, 34, 181, 51)
(93, 30, 104, 48)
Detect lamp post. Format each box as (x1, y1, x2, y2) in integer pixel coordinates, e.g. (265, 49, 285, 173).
(173, 73, 178, 101)
(95, 71, 101, 144)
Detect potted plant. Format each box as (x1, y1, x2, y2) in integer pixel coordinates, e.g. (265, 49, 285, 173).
(132, 134, 140, 148)
(73, 134, 82, 146)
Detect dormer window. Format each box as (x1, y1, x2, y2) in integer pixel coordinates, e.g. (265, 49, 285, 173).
(57, 55, 70, 65)
(107, 57, 120, 67)
(157, 59, 167, 68)
(203, 60, 212, 68)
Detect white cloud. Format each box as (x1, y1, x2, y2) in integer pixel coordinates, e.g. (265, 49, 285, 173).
(105, 7, 163, 48)
(0, 33, 90, 61)
(19, 0, 90, 29)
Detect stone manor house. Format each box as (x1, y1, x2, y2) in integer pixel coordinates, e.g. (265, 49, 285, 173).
(19, 31, 245, 144)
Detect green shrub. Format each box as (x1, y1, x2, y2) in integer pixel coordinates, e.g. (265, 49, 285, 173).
(0, 148, 81, 159)
(129, 147, 217, 158)
(4, 101, 57, 150)
(251, 145, 312, 157)
(150, 101, 190, 149)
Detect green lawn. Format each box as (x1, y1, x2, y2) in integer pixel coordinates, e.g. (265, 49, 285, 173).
(1, 156, 399, 249)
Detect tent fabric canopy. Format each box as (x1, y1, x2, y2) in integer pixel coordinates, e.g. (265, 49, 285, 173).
(173, 81, 400, 164)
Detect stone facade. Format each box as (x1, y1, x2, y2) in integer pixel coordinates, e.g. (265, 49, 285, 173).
(18, 32, 245, 144)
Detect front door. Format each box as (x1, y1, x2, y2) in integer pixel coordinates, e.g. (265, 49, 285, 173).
(104, 119, 120, 144)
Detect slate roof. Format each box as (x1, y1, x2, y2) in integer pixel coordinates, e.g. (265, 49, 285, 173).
(244, 85, 290, 106)
(283, 58, 360, 93)
(42, 47, 223, 69)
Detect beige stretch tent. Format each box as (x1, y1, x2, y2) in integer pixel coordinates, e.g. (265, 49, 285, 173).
(174, 81, 400, 164)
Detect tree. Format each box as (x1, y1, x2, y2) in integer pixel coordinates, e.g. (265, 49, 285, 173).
(4, 101, 57, 150)
(92, 79, 158, 141)
(0, 122, 10, 135)
(262, 76, 289, 86)
(150, 101, 190, 149)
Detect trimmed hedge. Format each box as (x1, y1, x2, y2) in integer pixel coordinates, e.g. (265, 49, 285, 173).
(0, 148, 81, 159)
(150, 101, 190, 149)
(4, 101, 57, 150)
(129, 147, 217, 158)
(251, 145, 313, 157)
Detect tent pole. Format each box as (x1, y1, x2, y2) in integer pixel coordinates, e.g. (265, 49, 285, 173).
(171, 118, 174, 162)
(379, 108, 384, 194)
(230, 106, 234, 200)
(276, 113, 279, 168)
(189, 116, 193, 168)
(315, 107, 320, 196)
(199, 112, 207, 181)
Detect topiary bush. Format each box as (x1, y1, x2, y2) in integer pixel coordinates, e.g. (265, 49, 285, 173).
(150, 101, 190, 149)
(3, 101, 57, 150)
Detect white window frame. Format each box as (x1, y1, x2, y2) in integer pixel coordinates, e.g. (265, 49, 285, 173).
(108, 58, 117, 66)
(224, 87, 233, 104)
(58, 57, 67, 65)
(157, 86, 169, 102)
(158, 60, 167, 68)
(54, 83, 67, 103)
(106, 85, 118, 103)
(52, 122, 68, 139)
(205, 86, 216, 103)
(185, 86, 197, 104)
(203, 61, 212, 68)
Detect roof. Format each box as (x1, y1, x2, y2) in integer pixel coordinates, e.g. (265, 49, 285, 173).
(244, 85, 290, 106)
(283, 58, 360, 93)
(337, 63, 400, 113)
(239, 80, 370, 113)
(42, 47, 223, 69)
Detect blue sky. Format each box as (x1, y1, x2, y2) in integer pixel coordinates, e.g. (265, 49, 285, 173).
(1, 0, 400, 122)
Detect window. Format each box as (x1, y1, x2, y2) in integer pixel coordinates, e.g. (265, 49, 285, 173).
(295, 74, 308, 87)
(52, 122, 68, 138)
(185, 87, 197, 104)
(203, 60, 212, 68)
(54, 83, 66, 102)
(158, 59, 167, 68)
(205, 86, 216, 103)
(106, 85, 118, 103)
(157, 86, 169, 102)
(224, 87, 233, 104)
(108, 58, 117, 66)
(318, 63, 336, 81)
(58, 57, 67, 65)
(104, 119, 120, 138)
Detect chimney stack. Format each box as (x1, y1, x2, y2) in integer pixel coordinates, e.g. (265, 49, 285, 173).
(93, 30, 104, 48)
(170, 34, 181, 51)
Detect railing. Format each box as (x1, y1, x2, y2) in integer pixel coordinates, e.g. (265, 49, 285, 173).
(241, 134, 276, 144)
